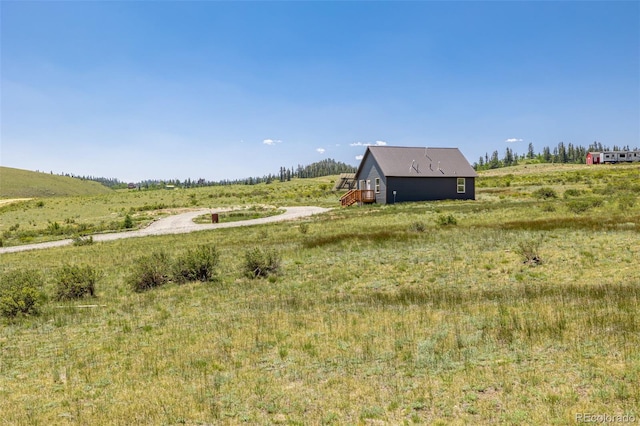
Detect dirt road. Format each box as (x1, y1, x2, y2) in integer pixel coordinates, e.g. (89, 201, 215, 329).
(0, 206, 330, 254)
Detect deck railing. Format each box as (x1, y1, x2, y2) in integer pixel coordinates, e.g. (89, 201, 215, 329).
(340, 190, 375, 206)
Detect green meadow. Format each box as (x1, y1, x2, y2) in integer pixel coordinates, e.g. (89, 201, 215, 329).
(0, 167, 112, 199)
(1, 163, 639, 424)
(0, 169, 337, 247)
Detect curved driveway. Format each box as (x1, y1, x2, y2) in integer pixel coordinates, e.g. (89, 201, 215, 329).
(0, 206, 330, 254)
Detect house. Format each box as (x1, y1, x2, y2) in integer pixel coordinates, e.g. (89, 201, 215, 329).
(341, 146, 477, 206)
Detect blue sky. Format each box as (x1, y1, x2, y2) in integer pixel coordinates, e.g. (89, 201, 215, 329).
(2, 1, 638, 182)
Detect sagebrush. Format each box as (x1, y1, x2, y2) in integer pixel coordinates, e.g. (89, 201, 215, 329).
(54, 264, 100, 300)
(172, 245, 220, 283)
(128, 251, 172, 292)
(244, 247, 281, 278)
(0, 269, 45, 318)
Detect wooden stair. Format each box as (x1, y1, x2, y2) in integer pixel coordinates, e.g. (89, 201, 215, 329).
(340, 189, 375, 206)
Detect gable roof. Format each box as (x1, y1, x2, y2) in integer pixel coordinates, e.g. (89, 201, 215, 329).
(356, 146, 478, 178)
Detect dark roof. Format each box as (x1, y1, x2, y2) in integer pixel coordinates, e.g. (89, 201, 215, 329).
(356, 146, 478, 178)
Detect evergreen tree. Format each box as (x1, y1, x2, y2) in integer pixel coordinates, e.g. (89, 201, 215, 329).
(503, 147, 514, 166)
(557, 142, 567, 163)
(489, 151, 501, 169)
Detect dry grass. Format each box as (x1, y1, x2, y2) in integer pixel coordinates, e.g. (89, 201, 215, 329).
(1, 166, 639, 423)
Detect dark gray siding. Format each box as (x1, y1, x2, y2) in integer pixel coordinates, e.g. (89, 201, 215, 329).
(385, 177, 475, 204)
(355, 154, 387, 204)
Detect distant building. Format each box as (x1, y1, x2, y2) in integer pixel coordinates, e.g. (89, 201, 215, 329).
(586, 150, 640, 165)
(341, 146, 477, 206)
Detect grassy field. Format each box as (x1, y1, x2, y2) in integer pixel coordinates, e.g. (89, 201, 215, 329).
(0, 163, 639, 424)
(0, 167, 113, 198)
(192, 206, 286, 224)
(0, 174, 337, 247)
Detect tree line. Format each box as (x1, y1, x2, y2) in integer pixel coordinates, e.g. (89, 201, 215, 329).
(474, 142, 638, 171)
(71, 158, 356, 189)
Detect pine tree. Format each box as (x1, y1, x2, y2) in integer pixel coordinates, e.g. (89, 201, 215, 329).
(527, 143, 535, 159)
(489, 151, 501, 169)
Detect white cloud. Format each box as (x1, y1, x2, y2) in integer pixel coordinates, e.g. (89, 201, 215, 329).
(375, 140, 387, 146)
(505, 138, 523, 143)
(355, 155, 364, 160)
(316, 148, 326, 154)
(263, 139, 282, 146)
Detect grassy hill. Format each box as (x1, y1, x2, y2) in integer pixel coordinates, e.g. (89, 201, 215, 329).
(0, 166, 113, 198)
(0, 164, 639, 423)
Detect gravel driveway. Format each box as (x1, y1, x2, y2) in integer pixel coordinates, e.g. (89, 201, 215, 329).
(0, 206, 331, 254)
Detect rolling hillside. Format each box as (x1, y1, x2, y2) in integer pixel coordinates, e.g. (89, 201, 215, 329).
(0, 166, 113, 198)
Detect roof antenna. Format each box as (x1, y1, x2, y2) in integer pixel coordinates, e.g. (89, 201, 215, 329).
(409, 160, 415, 173)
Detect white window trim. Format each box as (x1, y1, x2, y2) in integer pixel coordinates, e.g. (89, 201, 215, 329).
(375, 178, 380, 193)
(457, 177, 466, 194)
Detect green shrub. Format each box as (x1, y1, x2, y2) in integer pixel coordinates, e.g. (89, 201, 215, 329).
(128, 251, 172, 292)
(47, 221, 63, 235)
(515, 237, 542, 265)
(540, 203, 556, 212)
(563, 188, 583, 198)
(72, 235, 94, 246)
(244, 247, 281, 278)
(0, 270, 46, 318)
(173, 245, 220, 283)
(567, 198, 603, 214)
(409, 221, 426, 232)
(617, 194, 636, 210)
(123, 214, 134, 229)
(54, 264, 100, 301)
(533, 187, 558, 199)
(299, 223, 309, 234)
(436, 214, 457, 226)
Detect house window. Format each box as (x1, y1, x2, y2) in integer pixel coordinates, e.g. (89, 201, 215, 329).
(457, 178, 465, 193)
(359, 180, 365, 190)
(375, 178, 380, 193)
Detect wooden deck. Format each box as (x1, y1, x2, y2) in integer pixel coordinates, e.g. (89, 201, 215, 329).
(340, 189, 376, 206)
